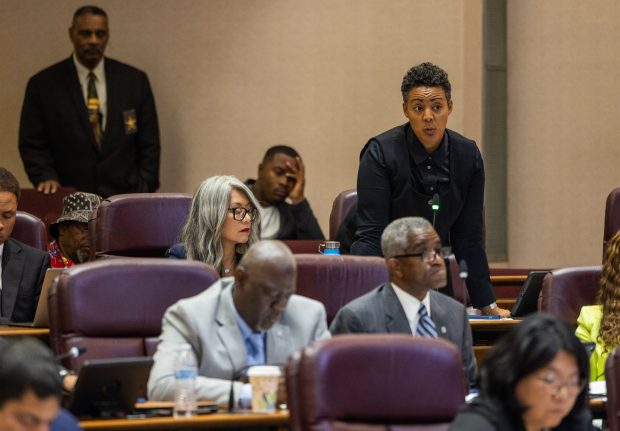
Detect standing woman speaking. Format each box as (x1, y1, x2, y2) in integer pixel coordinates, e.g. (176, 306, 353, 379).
(347, 62, 508, 317)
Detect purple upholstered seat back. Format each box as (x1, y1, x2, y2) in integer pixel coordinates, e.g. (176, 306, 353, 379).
(48, 258, 218, 372)
(287, 334, 466, 431)
(92, 193, 192, 258)
(293, 254, 389, 324)
(329, 189, 357, 240)
(539, 266, 601, 326)
(12, 211, 47, 251)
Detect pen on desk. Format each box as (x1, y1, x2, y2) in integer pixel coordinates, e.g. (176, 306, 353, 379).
(468, 315, 501, 320)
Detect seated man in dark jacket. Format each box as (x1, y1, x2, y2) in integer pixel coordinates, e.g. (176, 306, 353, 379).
(0, 167, 50, 322)
(246, 146, 324, 240)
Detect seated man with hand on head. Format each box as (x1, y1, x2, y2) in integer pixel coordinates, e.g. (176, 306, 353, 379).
(246, 146, 324, 240)
(330, 216, 476, 386)
(48, 192, 102, 267)
(0, 167, 50, 323)
(148, 240, 330, 406)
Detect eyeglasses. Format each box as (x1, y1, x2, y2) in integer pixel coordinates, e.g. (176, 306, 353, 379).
(536, 374, 586, 397)
(228, 207, 257, 221)
(391, 246, 451, 263)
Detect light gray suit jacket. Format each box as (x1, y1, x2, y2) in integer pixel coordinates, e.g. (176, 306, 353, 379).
(330, 283, 476, 385)
(147, 278, 330, 405)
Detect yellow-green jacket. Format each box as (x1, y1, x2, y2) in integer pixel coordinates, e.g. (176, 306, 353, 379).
(575, 305, 606, 381)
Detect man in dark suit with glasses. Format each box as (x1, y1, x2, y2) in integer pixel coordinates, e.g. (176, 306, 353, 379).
(331, 216, 476, 386)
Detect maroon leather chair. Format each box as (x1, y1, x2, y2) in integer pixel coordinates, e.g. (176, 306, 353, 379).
(91, 193, 192, 258)
(606, 346, 620, 431)
(48, 258, 218, 372)
(604, 187, 620, 258)
(287, 334, 466, 431)
(18, 187, 77, 230)
(12, 211, 47, 251)
(539, 266, 602, 326)
(294, 254, 388, 324)
(329, 189, 357, 240)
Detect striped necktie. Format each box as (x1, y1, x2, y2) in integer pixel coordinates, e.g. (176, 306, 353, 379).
(87, 72, 103, 150)
(416, 303, 437, 338)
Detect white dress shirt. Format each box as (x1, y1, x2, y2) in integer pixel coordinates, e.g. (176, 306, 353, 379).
(73, 53, 107, 130)
(391, 282, 432, 335)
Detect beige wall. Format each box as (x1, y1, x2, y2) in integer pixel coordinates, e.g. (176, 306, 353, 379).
(1, 1, 483, 251)
(507, 1, 620, 267)
(6, 1, 620, 270)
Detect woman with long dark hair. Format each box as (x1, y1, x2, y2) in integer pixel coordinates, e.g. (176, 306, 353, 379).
(449, 313, 593, 430)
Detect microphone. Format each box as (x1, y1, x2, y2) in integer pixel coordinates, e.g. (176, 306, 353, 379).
(458, 260, 468, 280)
(428, 194, 440, 227)
(458, 260, 469, 309)
(54, 346, 86, 362)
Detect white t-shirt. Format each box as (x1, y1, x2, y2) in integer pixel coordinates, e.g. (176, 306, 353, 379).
(257, 204, 280, 239)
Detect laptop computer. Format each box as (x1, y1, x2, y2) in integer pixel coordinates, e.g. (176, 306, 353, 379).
(65, 357, 154, 419)
(9, 268, 65, 327)
(511, 271, 550, 318)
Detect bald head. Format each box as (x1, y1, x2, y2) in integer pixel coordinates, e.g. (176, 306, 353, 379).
(237, 240, 296, 277)
(233, 241, 297, 331)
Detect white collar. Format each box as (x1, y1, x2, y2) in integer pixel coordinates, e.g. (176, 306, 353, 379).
(72, 53, 105, 82)
(391, 282, 431, 322)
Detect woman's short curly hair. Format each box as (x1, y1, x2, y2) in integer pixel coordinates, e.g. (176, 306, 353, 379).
(401, 62, 451, 103)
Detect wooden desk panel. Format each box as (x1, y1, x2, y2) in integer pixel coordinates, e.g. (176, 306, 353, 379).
(80, 410, 289, 430)
(0, 325, 49, 337)
(470, 318, 521, 364)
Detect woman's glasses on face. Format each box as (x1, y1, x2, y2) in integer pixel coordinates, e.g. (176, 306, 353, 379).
(228, 207, 257, 221)
(536, 373, 586, 397)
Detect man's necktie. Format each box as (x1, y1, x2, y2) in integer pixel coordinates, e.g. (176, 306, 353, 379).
(247, 332, 265, 366)
(87, 72, 103, 150)
(416, 303, 438, 338)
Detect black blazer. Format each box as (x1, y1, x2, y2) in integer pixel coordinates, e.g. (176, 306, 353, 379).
(1, 238, 50, 322)
(19, 57, 160, 197)
(348, 124, 494, 307)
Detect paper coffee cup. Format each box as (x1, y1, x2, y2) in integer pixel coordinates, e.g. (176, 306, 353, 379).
(247, 365, 281, 413)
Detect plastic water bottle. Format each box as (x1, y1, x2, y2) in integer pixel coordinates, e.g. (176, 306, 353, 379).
(318, 241, 340, 255)
(173, 343, 198, 418)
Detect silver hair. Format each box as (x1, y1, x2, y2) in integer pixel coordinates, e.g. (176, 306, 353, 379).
(381, 217, 432, 258)
(181, 175, 261, 272)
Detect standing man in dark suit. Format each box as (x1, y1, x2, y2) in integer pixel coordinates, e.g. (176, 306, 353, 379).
(0, 168, 50, 322)
(330, 217, 476, 386)
(19, 5, 160, 198)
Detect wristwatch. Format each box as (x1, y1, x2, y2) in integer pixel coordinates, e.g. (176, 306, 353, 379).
(480, 302, 497, 312)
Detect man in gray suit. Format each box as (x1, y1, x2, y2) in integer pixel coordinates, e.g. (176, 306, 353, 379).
(148, 240, 329, 406)
(330, 217, 476, 386)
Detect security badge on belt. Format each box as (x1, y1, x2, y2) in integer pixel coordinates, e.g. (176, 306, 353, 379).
(123, 109, 138, 134)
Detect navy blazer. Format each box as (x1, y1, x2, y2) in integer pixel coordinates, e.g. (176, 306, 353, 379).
(1, 238, 50, 322)
(19, 56, 160, 197)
